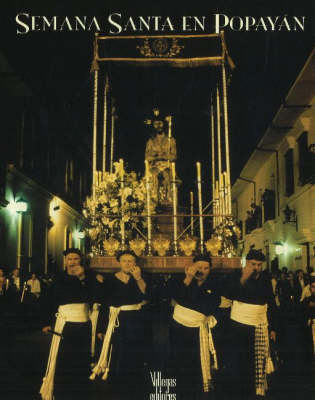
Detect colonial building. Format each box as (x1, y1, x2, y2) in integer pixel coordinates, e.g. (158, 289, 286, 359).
(0, 51, 91, 276)
(232, 49, 315, 272)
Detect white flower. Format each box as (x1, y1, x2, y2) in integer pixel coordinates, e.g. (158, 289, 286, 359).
(109, 199, 118, 208)
(123, 187, 132, 197)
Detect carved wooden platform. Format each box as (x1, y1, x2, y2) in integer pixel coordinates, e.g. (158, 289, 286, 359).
(90, 255, 241, 273)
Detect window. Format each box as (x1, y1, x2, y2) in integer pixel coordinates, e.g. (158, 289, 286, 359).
(65, 160, 74, 194)
(262, 189, 276, 222)
(64, 227, 72, 251)
(284, 149, 294, 196)
(298, 132, 312, 185)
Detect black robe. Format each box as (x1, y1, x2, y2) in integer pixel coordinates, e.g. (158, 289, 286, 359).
(167, 274, 220, 398)
(222, 270, 278, 400)
(40, 270, 102, 399)
(97, 273, 152, 396)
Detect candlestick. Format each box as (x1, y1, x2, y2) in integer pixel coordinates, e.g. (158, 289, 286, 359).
(167, 115, 172, 138)
(216, 86, 223, 224)
(190, 191, 194, 236)
(92, 69, 98, 199)
(172, 162, 178, 255)
(196, 162, 204, 254)
(110, 106, 115, 174)
(145, 160, 152, 255)
(210, 99, 216, 230)
(120, 158, 125, 250)
(222, 61, 232, 215)
(102, 75, 109, 173)
(215, 180, 219, 228)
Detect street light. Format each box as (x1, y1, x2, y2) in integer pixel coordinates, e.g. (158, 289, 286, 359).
(7, 198, 28, 214)
(6, 198, 29, 269)
(16, 199, 28, 213)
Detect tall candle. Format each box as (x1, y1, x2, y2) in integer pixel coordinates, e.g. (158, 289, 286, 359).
(172, 162, 178, 255)
(145, 160, 152, 255)
(190, 191, 194, 236)
(120, 159, 125, 250)
(168, 115, 172, 138)
(110, 106, 115, 174)
(215, 180, 219, 228)
(196, 162, 204, 254)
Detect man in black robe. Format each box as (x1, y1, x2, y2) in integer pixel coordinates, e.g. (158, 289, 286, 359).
(40, 248, 102, 400)
(168, 254, 220, 399)
(92, 250, 152, 399)
(224, 249, 277, 399)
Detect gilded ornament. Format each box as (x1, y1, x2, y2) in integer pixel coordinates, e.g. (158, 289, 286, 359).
(152, 235, 170, 257)
(103, 237, 120, 256)
(205, 237, 222, 256)
(129, 237, 146, 256)
(137, 38, 184, 58)
(179, 235, 197, 256)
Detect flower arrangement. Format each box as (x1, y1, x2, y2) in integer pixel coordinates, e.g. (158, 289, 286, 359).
(212, 217, 241, 257)
(84, 160, 157, 252)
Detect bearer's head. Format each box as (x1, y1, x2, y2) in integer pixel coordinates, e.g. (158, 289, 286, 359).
(246, 249, 266, 279)
(192, 254, 212, 283)
(116, 250, 138, 274)
(63, 248, 84, 278)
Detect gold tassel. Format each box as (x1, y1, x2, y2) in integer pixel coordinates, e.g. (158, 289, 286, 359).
(266, 357, 274, 374)
(102, 367, 109, 380)
(89, 372, 97, 381)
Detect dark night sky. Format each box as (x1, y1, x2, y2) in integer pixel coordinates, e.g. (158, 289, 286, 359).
(1, 0, 314, 208)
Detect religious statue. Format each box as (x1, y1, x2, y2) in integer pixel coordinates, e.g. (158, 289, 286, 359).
(145, 109, 177, 205)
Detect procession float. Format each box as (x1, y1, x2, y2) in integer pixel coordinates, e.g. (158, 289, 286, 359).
(84, 32, 241, 273)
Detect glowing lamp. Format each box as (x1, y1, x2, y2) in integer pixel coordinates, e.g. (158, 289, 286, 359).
(275, 245, 283, 255)
(7, 199, 28, 214)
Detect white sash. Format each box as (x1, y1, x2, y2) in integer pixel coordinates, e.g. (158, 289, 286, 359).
(40, 303, 90, 400)
(231, 300, 267, 326)
(90, 301, 146, 381)
(90, 303, 101, 358)
(173, 303, 217, 392)
(230, 300, 274, 396)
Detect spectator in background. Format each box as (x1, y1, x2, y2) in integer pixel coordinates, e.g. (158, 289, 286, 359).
(0, 268, 9, 305)
(300, 272, 315, 302)
(10, 268, 21, 292)
(0, 268, 6, 294)
(27, 273, 41, 299)
(271, 271, 280, 307)
(302, 278, 315, 359)
(294, 269, 306, 302)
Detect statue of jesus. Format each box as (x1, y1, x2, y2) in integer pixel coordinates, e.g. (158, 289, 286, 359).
(145, 109, 177, 205)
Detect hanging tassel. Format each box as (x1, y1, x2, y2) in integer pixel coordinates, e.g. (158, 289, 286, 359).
(102, 367, 110, 380)
(266, 357, 274, 374)
(89, 372, 97, 381)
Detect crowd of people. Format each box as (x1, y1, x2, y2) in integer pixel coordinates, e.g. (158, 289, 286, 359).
(1, 249, 314, 400)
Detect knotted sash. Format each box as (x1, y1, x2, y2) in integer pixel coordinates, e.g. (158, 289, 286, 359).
(90, 301, 146, 381)
(40, 303, 90, 400)
(231, 301, 274, 396)
(173, 303, 218, 392)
